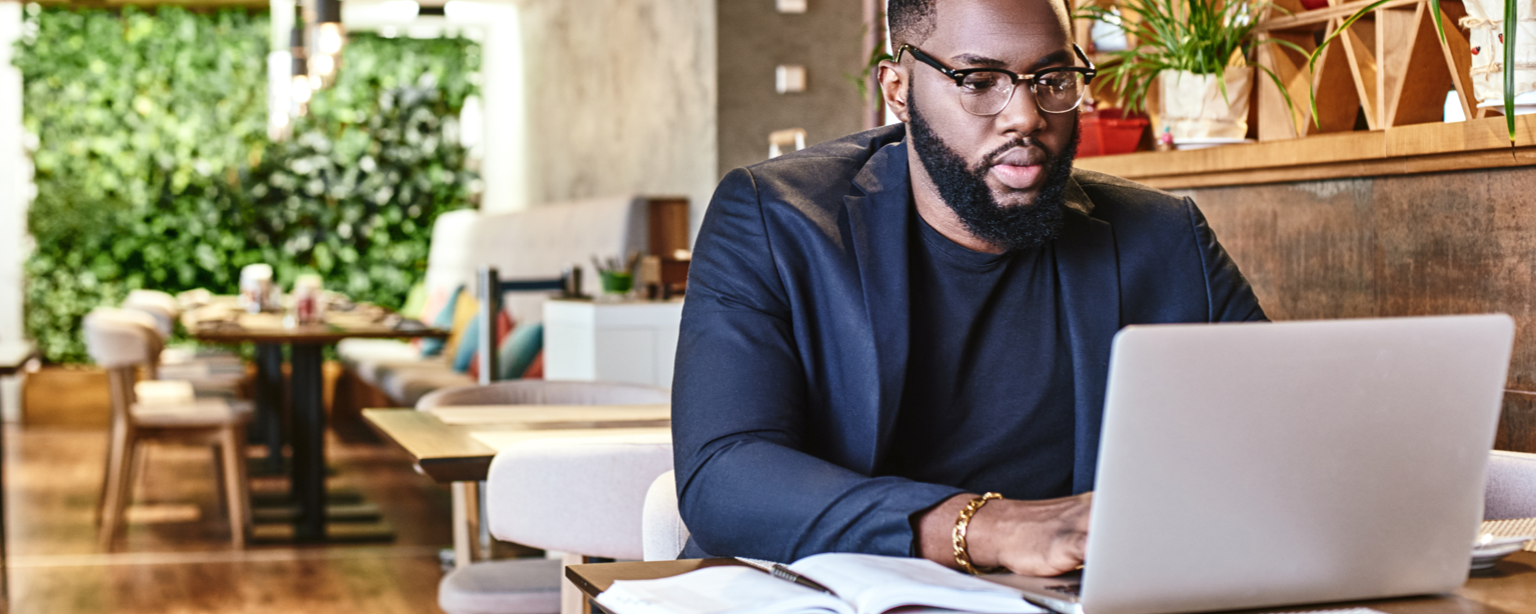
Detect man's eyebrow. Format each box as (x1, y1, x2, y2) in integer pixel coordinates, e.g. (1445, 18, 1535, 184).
(950, 48, 1074, 71)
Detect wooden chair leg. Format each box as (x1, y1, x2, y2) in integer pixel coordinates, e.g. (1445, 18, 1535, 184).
(96, 421, 128, 527)
(99, 437, 141, 551)
(219, 426, 249, 548)
(211, 443, 228, 518)
(561, 553, 593, 614)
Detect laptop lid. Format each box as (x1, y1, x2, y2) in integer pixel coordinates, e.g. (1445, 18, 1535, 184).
(1076, 315, 1513, 614)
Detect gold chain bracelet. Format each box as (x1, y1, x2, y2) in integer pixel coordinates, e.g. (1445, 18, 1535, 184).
(952, 492, 1004, 575)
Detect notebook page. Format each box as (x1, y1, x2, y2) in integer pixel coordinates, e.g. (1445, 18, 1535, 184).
(788, 554, 1042, 614)
(596, 566, 852, 614)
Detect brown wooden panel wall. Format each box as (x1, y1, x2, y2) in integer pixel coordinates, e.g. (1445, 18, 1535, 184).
(1181, 165, 1536, 452)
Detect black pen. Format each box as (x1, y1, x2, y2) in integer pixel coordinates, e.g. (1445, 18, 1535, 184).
(734, 557, 836, 595)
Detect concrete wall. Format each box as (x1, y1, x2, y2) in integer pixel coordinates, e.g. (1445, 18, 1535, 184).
(1, 1, 30, 421)
(716, 0, 867, 177)
(516, 0, 716, 234)
(1182, 167, 1536, 452)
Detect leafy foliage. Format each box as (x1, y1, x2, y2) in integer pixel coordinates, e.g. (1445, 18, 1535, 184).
(1076, 0, 1300, 115)
(15, 6, 479, 363)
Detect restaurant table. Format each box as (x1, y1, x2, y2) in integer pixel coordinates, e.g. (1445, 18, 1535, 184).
(0, 341, 35, 610)
(568, 550, 1536, 614)
(363, 404, 670, 567)
(191, 309, 446, 542)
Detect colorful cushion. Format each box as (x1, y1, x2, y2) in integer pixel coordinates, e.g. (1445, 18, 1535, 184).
(440, 290, 480, 362)
(452, 316, 482, 373)
(398, 281, 428, 320)
(467, 310, 516, 380)
(523, 351, 544, 379)
(497, 322, 544, 381)
(420, 285, 465, 356)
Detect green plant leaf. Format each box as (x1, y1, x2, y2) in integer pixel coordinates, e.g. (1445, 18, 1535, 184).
(1504, 0, 1517, 146)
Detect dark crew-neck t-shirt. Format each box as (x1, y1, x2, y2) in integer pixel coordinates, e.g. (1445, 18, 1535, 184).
(878, 212, 1076, 501)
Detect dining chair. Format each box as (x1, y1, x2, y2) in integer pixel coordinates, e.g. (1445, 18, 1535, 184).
(438, 432, 673, 614)
(416, 380, 671, 409)
(121, 290, 244, 397)
(83, 308, 254, 549)
(418, 380, 672, 570)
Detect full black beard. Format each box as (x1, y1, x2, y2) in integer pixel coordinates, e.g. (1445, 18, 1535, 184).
(907, 87, 1079, 252)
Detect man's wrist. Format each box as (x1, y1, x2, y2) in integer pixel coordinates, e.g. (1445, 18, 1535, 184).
(960, 495, 1007, 569)
(952, 493, 1005, 574)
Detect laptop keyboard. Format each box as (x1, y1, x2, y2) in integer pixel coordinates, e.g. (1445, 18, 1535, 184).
(1046, 583, 1082, 597)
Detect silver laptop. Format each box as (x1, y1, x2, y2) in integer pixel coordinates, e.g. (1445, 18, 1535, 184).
(988, 315, 1515, 614)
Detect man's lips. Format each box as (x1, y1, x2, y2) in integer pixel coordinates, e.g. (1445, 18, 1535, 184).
(987, 147, 1048, 190)
(990, 163, 1044, 189)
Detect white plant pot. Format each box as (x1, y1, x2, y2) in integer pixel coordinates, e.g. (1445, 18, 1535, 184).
(1460, 0, 1536, 108)
(1157, 68, 1254, 141)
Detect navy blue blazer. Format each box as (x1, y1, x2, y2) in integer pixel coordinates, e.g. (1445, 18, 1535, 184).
(671, 124, 1265, 562)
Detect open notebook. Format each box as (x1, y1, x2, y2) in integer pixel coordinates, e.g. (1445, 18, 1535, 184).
(594, 553, 1043, 614)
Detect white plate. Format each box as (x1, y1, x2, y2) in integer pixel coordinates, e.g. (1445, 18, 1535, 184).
(1470, 534, 1533, 571)
(1172, 137, 1255, 151)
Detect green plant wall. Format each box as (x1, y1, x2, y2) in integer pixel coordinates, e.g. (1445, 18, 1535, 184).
(14, 5, 479, 363)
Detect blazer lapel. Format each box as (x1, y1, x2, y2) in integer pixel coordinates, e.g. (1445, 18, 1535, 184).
(845, 141, 914, 474)
(1055, 177, 1121, 494)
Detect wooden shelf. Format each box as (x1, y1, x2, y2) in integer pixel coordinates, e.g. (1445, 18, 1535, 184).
(1074, 114, 1536, 189)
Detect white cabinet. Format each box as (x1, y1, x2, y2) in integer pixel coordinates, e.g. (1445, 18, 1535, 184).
(542, 299, 684, 388)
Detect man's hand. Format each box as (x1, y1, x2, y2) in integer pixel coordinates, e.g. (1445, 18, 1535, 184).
(916, 492, 1093, 577)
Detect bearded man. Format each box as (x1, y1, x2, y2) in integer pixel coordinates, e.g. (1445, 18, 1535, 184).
(670, 0, 1266, 576)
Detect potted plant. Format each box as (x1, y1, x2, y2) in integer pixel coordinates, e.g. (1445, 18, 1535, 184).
(1077, 0, 1298, 147)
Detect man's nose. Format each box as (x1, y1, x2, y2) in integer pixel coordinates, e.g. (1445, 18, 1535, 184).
(995, 84, 1048, 136)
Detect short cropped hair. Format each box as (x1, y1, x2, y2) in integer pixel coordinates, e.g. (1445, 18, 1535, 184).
(887, 0, 1070, 49)
(887, 0, 937, 50)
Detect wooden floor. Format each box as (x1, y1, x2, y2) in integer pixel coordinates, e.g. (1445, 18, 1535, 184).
(4, 426, 454, 613)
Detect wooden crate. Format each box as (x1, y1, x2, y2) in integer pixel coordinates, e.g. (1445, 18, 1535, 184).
(23, 365, 111, 428)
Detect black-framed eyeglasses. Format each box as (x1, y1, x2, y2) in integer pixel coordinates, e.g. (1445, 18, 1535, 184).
(895, 44, 1097, 116)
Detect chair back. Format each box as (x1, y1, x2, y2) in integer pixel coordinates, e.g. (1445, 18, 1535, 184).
(84, 308, 163, 369)
(416, 380, 671, 410)
(123, 290, 179, 338)
(485, 432, 673, 560)
(84, 308, 163, 424)
(642, 470, 691, 561)
(1486, 450, 1536, 520)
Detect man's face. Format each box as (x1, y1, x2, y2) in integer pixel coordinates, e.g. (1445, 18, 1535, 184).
(897, 0, 1081, 251)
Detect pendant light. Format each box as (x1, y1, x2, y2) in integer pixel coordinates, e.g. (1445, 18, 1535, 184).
(308, 0, 344, 89)
(290, 24, 312, 116)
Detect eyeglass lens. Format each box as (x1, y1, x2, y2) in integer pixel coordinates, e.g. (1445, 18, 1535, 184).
(959, 71, 1086, 115)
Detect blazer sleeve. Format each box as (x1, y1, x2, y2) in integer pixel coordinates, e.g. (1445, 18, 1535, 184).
(1185, 198, 1267, 323)
(672, 168, 963, 562)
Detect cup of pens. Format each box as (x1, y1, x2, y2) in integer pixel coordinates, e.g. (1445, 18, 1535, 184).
(594, 252, 639, 298)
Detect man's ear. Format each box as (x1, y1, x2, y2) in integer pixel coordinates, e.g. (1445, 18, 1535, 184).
(878, 61, 911, 123)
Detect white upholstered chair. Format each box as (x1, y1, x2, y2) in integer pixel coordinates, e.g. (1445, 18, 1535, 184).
(84, 308, 253, 549)
(437, 432, 673, 614)
(418, 379, 672, 570)
(417, 380, 671, 410)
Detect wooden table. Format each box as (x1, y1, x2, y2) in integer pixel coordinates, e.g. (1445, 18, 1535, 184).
(363, 404, 671, 567)
(569, 551, 1536, 614)
(190, 308, 446, 542)
(0, 341, 33, 610)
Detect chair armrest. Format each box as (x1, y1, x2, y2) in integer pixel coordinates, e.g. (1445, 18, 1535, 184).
(642, 470, 690, 561)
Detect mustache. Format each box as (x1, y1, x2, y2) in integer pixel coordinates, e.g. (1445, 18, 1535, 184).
(978, 138, 1048, 170)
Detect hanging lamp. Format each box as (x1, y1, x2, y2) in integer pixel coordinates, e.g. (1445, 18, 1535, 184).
(290, 24, 312, 116)
(308, 0, 344, 89)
